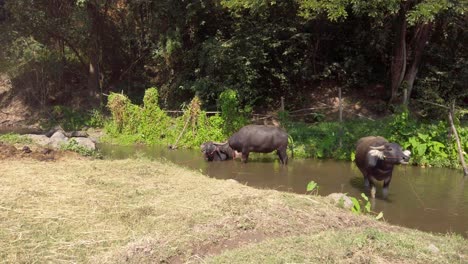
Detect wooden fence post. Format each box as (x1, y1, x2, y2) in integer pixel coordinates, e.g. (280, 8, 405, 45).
(338, 87, 343, 148)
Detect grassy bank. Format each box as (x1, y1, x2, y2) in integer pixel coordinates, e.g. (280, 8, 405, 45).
(0, 157, 466, 263)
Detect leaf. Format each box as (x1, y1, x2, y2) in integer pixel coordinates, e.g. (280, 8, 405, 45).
(365, 201, 371, 213)
(408, 137, 418, 147)
(361, 193, 369, 201)
(418, 133, 430, 141)
(375, 212, 384, 220)
(416, 144, 427, 155)
(306, 181, 318, 192)
(350, 197, 360, 214)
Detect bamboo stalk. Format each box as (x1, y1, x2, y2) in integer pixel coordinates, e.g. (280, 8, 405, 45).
(171, 115, 191, 149)
(448, 102, 468, 176)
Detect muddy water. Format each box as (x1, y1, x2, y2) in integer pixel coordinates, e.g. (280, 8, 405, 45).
(99, 144, 468, 237)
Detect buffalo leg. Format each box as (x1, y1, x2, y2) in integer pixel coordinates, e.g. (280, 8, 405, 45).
(277, 148, 288, 165)
(241, 151, 250, 163)
(370, 184, 376, 199)
(367, 175, 376, 198)
(364, 177, 370, 188)
(382, 176, 392, 198)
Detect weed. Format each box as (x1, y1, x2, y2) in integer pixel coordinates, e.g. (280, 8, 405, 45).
(60, 139, 101, 158)
(349, 193, 384, 220)
(0, 133, 32, 144)
(306, 180, 319, 195)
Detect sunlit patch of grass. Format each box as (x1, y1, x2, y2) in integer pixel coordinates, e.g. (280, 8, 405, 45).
(207, 228, 467, 264)
(0, 158, 466, 263)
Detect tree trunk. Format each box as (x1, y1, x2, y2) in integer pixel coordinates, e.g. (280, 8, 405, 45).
(389, 6, 408, 104)
(402, 22, 432, 105)
(87, 1, 102, 99)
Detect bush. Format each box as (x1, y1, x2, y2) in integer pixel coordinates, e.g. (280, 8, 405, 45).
(104, 88, 228, 148)
(218, 89, 249, 135)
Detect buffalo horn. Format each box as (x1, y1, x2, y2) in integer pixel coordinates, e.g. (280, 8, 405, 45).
(369, 145, 386, 150)
(212, 141, 228, 146)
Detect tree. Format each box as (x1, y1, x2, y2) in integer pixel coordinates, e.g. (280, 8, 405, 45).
(296, 0, 465, 105)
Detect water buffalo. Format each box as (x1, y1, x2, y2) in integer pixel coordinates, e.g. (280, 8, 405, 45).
(355, 136, 411, 198)
(228, 125, 289, 164)
(201, 141, 238, 161)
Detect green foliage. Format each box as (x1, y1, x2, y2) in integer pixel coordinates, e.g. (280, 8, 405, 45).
(50, 106, 84, 131)
(104, 88, 228, 148)
(406, 0, 451, 25)
(387, 110, 417, 143)
(349, 193, 384, 220)
(286, 111, 467, 169)
(139, 87, 172, 144)
(106, 93, 137, 135)
(38, 106, 105, 132)
(86, 109, 105, 128)
(0, 133, 32, 144)
(218, 89, 249, 135)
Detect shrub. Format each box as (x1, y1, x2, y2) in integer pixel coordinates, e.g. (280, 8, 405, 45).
(104, 88, 227, 148)
(218, 89, 249, 135)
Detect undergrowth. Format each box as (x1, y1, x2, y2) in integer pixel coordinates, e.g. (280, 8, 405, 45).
(103, 87, 246, 148)
(103, 87, 468, 169)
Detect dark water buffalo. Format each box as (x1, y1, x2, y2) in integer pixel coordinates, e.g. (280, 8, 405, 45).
(201, 141, 238, 161)
(228, 125, 289, 164)
(355, 136, 411, 198)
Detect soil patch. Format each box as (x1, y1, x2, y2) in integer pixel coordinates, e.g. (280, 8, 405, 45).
(0, 142, 83, 161)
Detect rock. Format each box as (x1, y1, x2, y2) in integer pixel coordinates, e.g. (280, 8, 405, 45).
(327, 193, 354, 209)
(45, 125, 64, 137)
(226, 179, 239, 184)
(71, 137, 96, 150)
(66, 131, 88, 137)
(26, 131, 96, 152)
(49, 131, 69, 148)
(22, 146, 32, 153)
(26, 134, 51, 147)
(427, 244, 440, 254)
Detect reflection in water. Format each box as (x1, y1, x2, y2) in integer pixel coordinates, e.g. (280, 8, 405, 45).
(98, 143, 468, 237)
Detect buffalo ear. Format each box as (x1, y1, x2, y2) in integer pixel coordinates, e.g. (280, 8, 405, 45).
(367, 149, 385, 167)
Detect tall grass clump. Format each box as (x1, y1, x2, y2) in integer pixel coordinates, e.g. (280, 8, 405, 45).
(218, 89, 249, 135)
(104, 87, 227, 147)
(139, 87, 172, 144)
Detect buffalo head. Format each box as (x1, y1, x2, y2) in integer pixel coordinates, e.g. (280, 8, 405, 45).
(367, 143, 411, 167)
(201, 141, 235, 161)
(201, 141, 218, 161)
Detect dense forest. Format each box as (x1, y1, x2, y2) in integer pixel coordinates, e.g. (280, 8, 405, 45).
(0, 0, 467, 170)
(0, 0, 466, 113)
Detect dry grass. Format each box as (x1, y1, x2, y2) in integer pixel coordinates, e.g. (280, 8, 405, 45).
(0, 157, 466, 263)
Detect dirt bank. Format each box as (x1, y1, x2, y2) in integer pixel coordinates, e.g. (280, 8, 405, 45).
(0, 141, 85, 161)
(0, 157, 465, 263)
